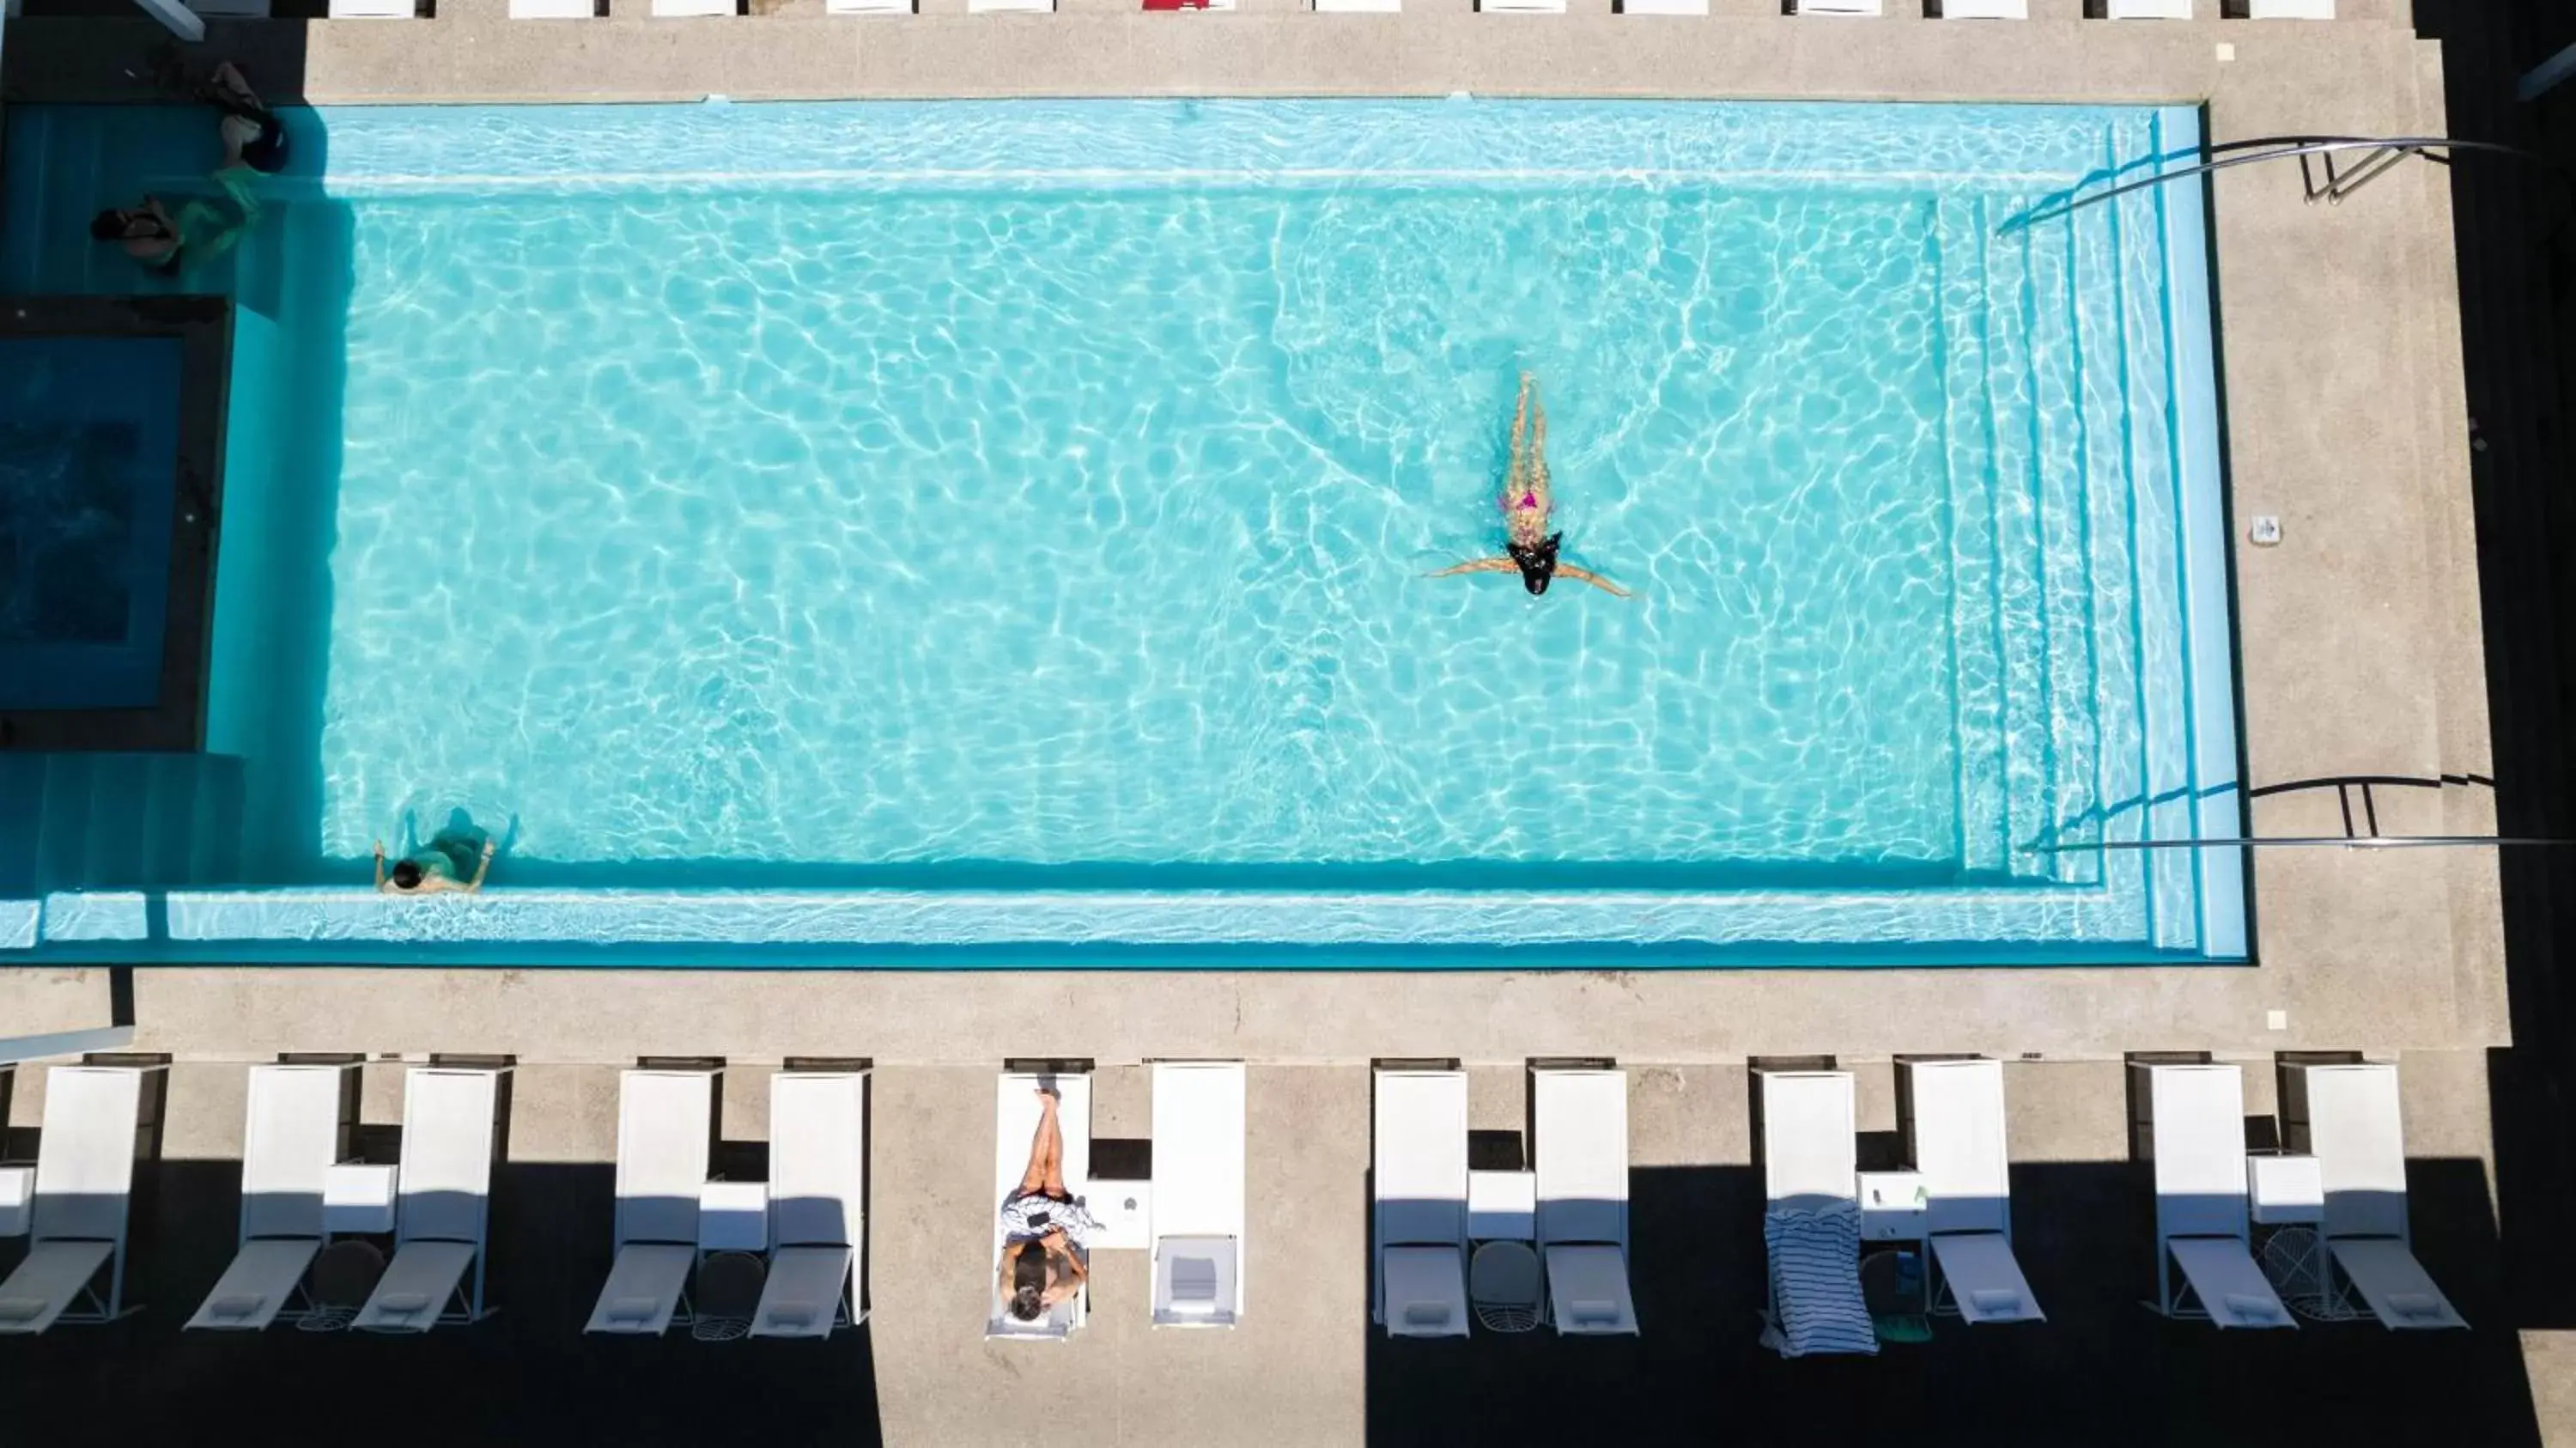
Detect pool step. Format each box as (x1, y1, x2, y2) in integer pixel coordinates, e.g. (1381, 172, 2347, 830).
(3, 751, 249, 897)
(1933, 110, 2223, 958)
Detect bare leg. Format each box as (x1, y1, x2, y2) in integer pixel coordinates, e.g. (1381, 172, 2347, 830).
(1016, 1089, 1059, 1195)
(1038, 1092, 1067, 1196)
(210, 62, 261, 110)
(1505, 373, 1533, 505)
(1527, 382, 1552, 517)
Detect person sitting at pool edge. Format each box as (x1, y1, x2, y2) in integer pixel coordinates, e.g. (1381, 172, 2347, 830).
(375, 830, 498, 896)
(204, 61, 290, 175)
(996, 1086, 1095, 1323)
(89, 163, 261, 277)
(1432, 372, 1630, 599)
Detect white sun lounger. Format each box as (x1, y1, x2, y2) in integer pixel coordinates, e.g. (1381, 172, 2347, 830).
(1904, 1058, 2044, 1325)
(1941, 0, 2025, 15)
(0, 1065, 156, 1335)
(751, 1068, 870, 1339)
(328, 0, 414, 16)
(653, 0, 732, 14)
(1373, 1068, 1468, 1337)
(189, 1063, 357, 1332)
(2285, 1062, 2464, 1329)
(508, 0, 592, 15)
(2143, 1063, 2292, 1329)
(1796, 0, 1883, 13)
(1756, 1068, 1874, 1355)
(988, 1071, 1091, 1341)
(584, 1068, 717, 1336)
(2105, 0, 2188, 15)
(827, 0, 911, 13)
(1151, 1062, 1246, 1328)
(969, 0, 1052, 11)
(1531, 1067, 1637, 1335)
(1314, 0, 1400, 11)
(353, 1066, 504, 1333)
(1621, 0, 1707, 12)
(2247, 0, 2331, 14)
(1480, 0, 1566, 11)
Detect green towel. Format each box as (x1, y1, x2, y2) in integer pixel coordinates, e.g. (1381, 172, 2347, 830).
(1873, 1312, 1933, 1344)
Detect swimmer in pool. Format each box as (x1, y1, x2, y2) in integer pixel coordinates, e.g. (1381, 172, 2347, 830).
(374, 831, 497, 896)
(1431, 374, 1630, 599)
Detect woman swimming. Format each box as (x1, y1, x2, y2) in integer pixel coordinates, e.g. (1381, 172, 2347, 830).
(1431, 374, 1629, 598)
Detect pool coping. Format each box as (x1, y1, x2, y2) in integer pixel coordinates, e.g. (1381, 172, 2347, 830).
(0, 293, 234, 752)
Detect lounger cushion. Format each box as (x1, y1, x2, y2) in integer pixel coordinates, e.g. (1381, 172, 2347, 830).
(750, 1244, 852, 1338)
(1929, 1232, 2044, 1324)
(584, 1243, 696, 1335)
(2166, 1237, 2293, 1329)
(1381, 1244, 1468, 1337)
(353, 1239, 478, 1332)
(0, 1240, 116, 1335)
(2331, 1238, 2465, 1330)
(1152, 1234, 1240, 1327)
(1763, 1202, 1875, 1357)
(1541, 1244, 1638, 1335)
(187, 1237, 324, 1332)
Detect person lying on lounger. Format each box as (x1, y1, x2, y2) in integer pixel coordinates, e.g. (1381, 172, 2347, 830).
(1431, 373, 1630, 599)
(996, 1086, 1096, 1322)
(375, 830, 497, 896)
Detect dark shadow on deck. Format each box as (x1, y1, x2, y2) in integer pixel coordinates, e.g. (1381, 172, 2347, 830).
(1364, 1159, 2537, 1445)
(0, 1159, 886, 1444)
(2418, 0, 2576, 1337)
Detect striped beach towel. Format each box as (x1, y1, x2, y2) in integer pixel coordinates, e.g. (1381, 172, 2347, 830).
(1761, 1200, 1878, 1357)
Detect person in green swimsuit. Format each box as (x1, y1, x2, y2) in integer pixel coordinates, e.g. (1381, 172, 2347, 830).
(89, 163, 261, 277)
(374, 831, 497, 896)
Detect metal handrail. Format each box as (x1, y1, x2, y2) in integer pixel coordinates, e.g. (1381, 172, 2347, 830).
(1998, 135, 2561, 234)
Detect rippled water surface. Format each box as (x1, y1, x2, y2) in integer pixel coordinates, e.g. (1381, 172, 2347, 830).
(274, 100, 2204, 885)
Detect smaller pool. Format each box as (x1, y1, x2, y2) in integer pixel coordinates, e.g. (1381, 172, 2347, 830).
(0, 336, 184, 710)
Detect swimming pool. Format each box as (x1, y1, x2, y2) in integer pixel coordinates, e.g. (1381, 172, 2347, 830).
(0, 98, 2245, 965)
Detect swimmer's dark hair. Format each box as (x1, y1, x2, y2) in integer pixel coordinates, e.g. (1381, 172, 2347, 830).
(1009, 1247, 1048, 1322)
(90, 210, 132, 242)
(1509, 532, 1563, 596)
(391, 859, 425, 890)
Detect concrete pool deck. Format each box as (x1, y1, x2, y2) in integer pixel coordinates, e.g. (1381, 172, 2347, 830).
(0, 3, 2536, 1440)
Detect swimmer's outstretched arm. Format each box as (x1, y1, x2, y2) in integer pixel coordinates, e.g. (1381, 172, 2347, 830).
(1558, 564, 1631, 599)
(1430, 558, 1517, 578)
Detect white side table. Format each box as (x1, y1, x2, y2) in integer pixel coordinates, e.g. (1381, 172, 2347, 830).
(1087, 1178, 1152, 1250)
(700, 1180, 770, 1251)
(2248, 1153, 2324, 1226)
(322, 1162, 399, 1235)
(0, 1165, 34, 1238)
(1857, 1171, 1929, 1243)
(1468, 1170, 1536, 1242)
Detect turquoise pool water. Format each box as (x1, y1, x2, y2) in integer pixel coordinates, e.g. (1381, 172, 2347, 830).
(0, 99, 2245, 964)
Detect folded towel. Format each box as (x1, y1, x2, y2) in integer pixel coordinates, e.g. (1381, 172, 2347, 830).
(1763, 1201, 1877, 1357)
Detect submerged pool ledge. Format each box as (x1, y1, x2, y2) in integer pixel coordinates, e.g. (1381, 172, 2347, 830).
(11, 883, 2243, 965)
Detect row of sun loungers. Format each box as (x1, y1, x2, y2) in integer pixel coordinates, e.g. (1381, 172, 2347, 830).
(0, 1053, 2458, 1340)
(293, 0, 2339, 19)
